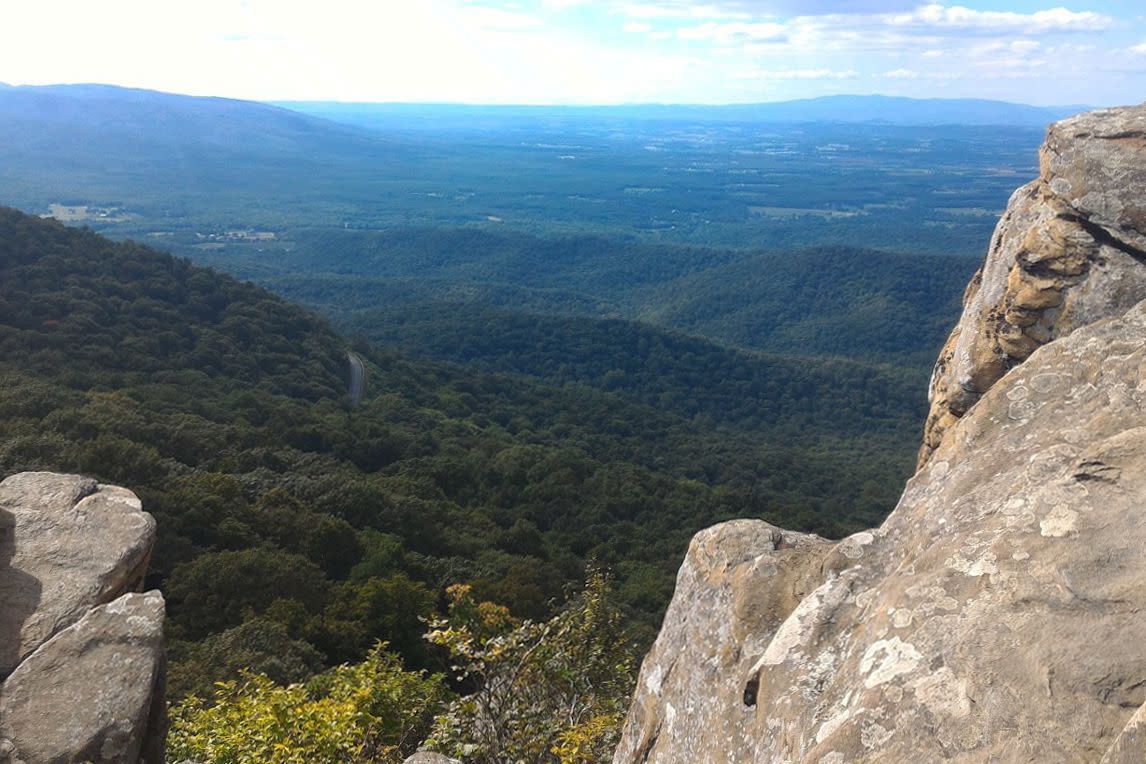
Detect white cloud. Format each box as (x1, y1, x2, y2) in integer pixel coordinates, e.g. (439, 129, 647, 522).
(748, 0, 919, 13)
(734, 67, 858, 80)
(884, 68, 960, 80)
(622, 3, 751, 20)
(965, 39, 1042, 56)
(1009, 39, 1041, 54)
(618, 1, 920, 17)
(659, 4, 1115, 62)
(677, 21, 787, 43)
(0, 0, 1139, 106)
(704, 3, 1116, 65)
(887, 4, 1112, 35)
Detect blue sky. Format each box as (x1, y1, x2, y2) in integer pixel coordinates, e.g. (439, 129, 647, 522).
(1, 1, 1143, 105)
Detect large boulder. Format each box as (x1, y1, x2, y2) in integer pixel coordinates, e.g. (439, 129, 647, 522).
(1102, 702, 1146, 764)
(1, 592, 166, 764)
(614, 520, 829, 762)
(0, 472, 156, 676)
(1041, 105, 1146, 254)
(920, 103, 1146, 466)
(615, 103, 1146, 762)
(0, 473, 165, 763)
(616, 290, 1146, 763)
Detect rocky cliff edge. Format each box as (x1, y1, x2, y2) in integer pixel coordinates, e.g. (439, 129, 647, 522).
(0, 472, 165, 763)
(920, 102, 1146, 466)
(615, 103, 1146, 763)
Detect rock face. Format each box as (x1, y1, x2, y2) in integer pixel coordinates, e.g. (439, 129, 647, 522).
(0, 472, 165, 763)
(617, 521, 830, 760)
(920, 103, 1146, 466)
(615, 103, 1146, 763)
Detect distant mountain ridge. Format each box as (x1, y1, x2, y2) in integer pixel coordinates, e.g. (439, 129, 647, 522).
(0, 82, 377, 151)
(0, 81, 1051, 253)
(275, 94, 1089, 129)
(0, 82, 413, 227)
(2, 83, 1080, 128)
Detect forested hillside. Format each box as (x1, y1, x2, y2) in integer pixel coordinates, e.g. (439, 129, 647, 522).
(192, 227, 977, 365)
(332, 302, 924, 438)
(0, 207, 924, 701)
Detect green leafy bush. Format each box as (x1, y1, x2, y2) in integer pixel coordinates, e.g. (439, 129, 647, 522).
(425, 570, 636, 764)
(168, 643, 449, 764)
(168, 572, 635, 764)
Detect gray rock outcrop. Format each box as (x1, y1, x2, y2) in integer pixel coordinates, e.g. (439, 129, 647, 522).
(402, 753, 463, 764)
(920, 103, 1146, 466)
(0, 472, 165, 763)
(615, 103, 1146, 762)
(618, 521, 830, 759)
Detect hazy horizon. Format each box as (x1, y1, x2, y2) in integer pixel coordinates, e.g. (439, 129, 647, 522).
(0, 81, 1102, 111)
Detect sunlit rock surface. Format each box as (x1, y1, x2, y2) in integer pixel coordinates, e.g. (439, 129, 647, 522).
(616, 103, 1146, 763)
(921, 102, 1146, 466)
(0, 472, 165, 763)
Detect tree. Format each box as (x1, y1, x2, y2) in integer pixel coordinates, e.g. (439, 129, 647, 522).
(424, 569, 636, 764)
(167, 618, 325, 699)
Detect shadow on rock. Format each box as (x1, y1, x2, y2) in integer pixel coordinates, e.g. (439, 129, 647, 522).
(0, 508, 41, 678)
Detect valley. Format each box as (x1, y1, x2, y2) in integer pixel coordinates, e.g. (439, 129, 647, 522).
(0, 85, 1025, 678)
(1, 85, 1042, 257)
(0, 206, 921, 691)
(2, 0, 1143, 753)
(0, 83, 1065, 761)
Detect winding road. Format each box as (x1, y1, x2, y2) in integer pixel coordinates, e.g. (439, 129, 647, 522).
(347, 352, 366, 405)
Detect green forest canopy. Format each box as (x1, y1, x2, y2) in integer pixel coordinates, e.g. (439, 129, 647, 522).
(0, 206, 935, 699)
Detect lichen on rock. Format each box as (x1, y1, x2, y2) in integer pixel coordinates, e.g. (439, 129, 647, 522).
(614, 102, 1146, 763)
(920, 102, 1146, 467)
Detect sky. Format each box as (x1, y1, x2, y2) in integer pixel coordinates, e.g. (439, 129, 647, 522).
(1, 1, 1143, 106)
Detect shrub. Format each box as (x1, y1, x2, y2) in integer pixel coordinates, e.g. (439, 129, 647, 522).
(424, 569, 636, 764)
(167, 643, 449, 764)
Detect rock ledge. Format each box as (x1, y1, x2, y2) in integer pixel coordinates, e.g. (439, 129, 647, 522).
(615, 103, 1146, 763)
(0, 472, 165, 763)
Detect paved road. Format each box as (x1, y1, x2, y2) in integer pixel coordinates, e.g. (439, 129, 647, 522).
(347, 352, 366, 405)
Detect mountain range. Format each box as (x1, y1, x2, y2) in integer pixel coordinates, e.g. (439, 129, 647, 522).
(276, 93, 1088, 130)
(0, 82, 1052, 253)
